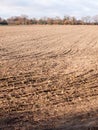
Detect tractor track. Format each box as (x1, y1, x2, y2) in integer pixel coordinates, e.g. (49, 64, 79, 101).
(0, 25, 98, 129)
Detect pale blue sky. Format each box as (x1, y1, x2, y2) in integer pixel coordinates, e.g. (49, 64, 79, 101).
(0, 0, 98, 18)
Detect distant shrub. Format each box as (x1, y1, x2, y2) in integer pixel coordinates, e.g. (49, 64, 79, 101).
(0, 20, 8, 25)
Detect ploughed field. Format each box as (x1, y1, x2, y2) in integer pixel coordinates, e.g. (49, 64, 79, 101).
(0, 25, 98, 130)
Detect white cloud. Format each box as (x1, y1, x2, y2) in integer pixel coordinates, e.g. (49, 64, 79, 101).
(0, 0, 98, 18)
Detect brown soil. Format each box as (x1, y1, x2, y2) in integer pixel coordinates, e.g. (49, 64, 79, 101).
(0, 25, 98, 130)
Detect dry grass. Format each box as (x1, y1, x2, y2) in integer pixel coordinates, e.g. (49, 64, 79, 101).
(0, 25, 98, 130)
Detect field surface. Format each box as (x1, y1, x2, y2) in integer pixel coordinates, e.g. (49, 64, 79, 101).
(0, 25, 98, 130)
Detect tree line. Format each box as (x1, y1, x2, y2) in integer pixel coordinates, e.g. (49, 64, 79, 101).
(1, 15, 98, 25)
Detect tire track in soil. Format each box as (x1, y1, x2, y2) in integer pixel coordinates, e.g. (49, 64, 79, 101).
(0, 69, 98, 129)
(0, 25, 98, 130)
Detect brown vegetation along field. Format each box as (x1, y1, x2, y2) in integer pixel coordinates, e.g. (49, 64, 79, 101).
(0, 25, 98, 130)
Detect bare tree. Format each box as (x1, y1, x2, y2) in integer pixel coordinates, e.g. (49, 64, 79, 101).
(0, 17, 2, 22)
(93, 15, 98, 24)
(5, 14, 98, 25)
(31, 18, 37, 24)
(38, 17, 47, 24)
(53, 16, 63, 24)
(82, 16, 91, 24)
(47, 18, 54, 25)
(63, 15, 73, 25)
